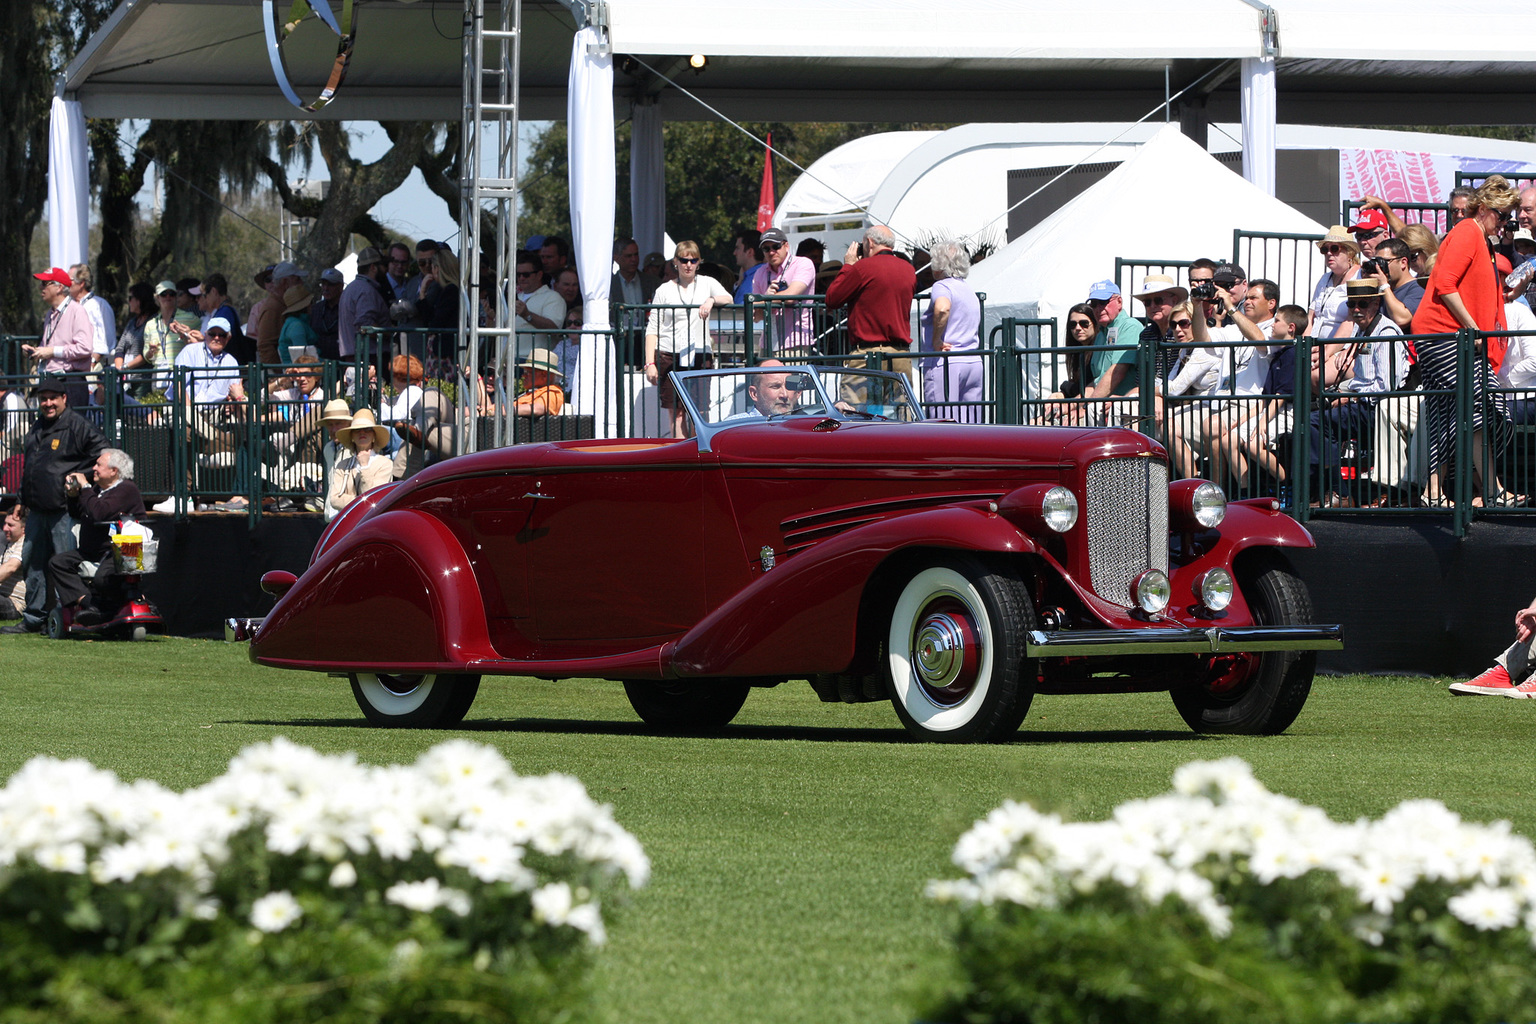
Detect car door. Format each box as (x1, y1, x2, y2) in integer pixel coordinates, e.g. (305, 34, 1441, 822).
(523, 442, 708, 644)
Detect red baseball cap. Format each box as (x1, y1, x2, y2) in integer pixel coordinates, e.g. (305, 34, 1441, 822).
(33, 267, 72, 287)
(1349, 209, 1390, 235)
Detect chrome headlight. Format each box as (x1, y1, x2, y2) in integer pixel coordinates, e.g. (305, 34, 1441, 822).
(1131, 569, 1171, 614)
(1194, 568, 1234, 612)
(1040, 486, 1079, 533)
(1190, 481, 1227, 528)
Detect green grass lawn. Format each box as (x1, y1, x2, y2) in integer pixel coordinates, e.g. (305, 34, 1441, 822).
(0, 635, 1528, 1024)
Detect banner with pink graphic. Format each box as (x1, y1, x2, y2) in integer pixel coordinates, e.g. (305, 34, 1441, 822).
(1340, 148, 1536, 228)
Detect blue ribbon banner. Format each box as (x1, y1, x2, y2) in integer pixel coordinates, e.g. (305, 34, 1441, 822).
(263, 0, 355, 113)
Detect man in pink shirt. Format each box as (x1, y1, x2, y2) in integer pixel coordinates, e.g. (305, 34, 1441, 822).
(748, 228, 817, 355)
(25, 268, 95, 405)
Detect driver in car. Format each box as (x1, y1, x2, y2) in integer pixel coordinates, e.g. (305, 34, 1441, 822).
(747, 369, 795, 416)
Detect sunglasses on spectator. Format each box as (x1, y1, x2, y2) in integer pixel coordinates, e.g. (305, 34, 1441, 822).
(1067, 318, 1094, 329)
(759, 242, 783, 252)
(1322, 245, 1350, 256)
(1346, 299, 1378, 309)
(1171, 319, 1194, 330)
(516, 269, 540, 278)
(1087, 298, 1110, 307)
(676, 256, 700, 264)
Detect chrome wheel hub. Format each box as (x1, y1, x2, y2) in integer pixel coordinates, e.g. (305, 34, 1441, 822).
(912, 600, 983, 705)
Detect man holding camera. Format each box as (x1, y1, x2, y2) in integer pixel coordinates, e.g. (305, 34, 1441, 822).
(1362, 238, 1423, 331)
(748, 228, 816, 354)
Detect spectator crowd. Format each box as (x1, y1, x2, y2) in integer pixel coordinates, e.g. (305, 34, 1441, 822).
(4, 174, 1535, 537)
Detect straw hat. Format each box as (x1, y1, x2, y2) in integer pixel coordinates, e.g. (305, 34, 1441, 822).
(1316, 226, 1362, 255)
(319, 399, 354, 426)
(518, 348, 561, 375)
(342, 408, 391, 450)
(1345, 279, 1385, 300)
(1131, 274, 1189, 303)
(283, 283, 313, 314)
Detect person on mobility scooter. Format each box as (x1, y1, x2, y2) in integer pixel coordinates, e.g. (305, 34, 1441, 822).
(44, 448, 154, 637)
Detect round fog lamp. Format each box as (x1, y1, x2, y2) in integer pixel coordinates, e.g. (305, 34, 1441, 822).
(1185, 482, 1222, 528)
(1131, 569, 1171, 614)
(1041, 486, 1079, 533)
(1195, 568, 1234, 612)
(1192, 481, 1227, 528)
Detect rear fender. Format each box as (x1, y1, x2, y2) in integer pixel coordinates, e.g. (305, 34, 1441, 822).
(251, 510, 497, 671)
(669, 506, 1037, 678)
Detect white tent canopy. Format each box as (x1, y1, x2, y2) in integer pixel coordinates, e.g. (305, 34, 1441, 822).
(969, 124, 1326, 376)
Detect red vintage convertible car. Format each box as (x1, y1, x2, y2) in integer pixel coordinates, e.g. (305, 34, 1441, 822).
(238, 365, 1340, 742)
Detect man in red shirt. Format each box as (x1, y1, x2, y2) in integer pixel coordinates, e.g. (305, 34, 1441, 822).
(826, 224, 917, 385)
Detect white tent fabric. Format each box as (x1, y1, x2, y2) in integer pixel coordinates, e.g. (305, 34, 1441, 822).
(629, 99, 666, 258)
(48, 97, 89, 271)
(777, 131, 938, 224)
(968, 125, 1325, 395)
(1241, 57, 1277, 196)
(566, 26, 617, 438)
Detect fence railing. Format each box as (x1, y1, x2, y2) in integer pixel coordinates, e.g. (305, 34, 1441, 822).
(6, 310, 1532, 536)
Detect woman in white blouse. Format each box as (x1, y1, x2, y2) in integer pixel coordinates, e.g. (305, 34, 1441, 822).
(644, 240, 732, 438)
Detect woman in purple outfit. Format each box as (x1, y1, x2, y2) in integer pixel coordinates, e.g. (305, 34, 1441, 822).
(920, 239, 984, 422)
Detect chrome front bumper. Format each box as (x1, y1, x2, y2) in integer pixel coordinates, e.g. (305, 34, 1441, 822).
(1025, 624, 1343, 658)
(225, 617, 264, 642)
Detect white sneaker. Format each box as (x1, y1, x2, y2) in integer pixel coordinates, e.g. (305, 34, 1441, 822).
(151, 496, 177, 514)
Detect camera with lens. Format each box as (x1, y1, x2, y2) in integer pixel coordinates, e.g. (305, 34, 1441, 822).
(1360, 257, 1388, 279)
(1189, 280, 1217, 301)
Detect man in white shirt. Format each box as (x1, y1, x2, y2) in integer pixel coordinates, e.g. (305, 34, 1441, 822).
(67, 263, 116, 370)
(160, 317, 250, 513)
(1307, 280, 1403, 507)
(515, 251, 566, 364)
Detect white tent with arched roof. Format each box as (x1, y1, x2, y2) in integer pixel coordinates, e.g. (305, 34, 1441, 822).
(968, 124, 1326, 394)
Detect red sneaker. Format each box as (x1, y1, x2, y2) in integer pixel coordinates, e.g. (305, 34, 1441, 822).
(1507, 678, 1536, 699)
(1449, 665, 1514, 696)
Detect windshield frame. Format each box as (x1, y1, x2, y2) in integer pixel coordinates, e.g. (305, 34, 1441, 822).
(674, 364, 924, 452)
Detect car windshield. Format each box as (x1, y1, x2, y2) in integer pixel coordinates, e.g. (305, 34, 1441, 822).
(674, 364, 923, 448)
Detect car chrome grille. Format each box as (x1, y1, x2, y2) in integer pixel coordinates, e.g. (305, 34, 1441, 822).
(1085, 458, 1168, 606)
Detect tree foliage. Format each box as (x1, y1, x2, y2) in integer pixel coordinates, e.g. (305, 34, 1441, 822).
(518, 120, 954, 264)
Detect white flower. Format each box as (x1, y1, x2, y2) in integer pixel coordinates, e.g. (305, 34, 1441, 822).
(1448, 884, 1521, 931)
(386, 877, 472, 916)
(328, 861, 357, 888)
(249, 891, 303, 933)
(531, 881, 574, 925)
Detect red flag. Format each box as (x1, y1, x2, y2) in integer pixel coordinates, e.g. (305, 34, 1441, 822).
(756, 133, 776, 232)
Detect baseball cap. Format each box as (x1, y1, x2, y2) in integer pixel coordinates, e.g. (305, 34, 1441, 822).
(154, 280, 178, 297)
(272, 261, 303, 280)
(32, 371, 69, 395)
(355, 247, 384, 268)
(1087, 280, 1120, 301)
(204, 316, 233, 336)
(759, 228, 789, 249)
(33, 267, 72, 287)
(320, 268, 345, 285)
(1349, 209, 1390, 235)
(524, 234, 547, 250)
(1213, 262, 1246, 286)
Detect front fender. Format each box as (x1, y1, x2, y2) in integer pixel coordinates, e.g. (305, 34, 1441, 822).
(250, 509, 497, 672)
(669, 505, 1038, 679)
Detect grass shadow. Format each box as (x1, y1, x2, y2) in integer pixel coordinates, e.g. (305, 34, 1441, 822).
(224, 716, 1203, 745)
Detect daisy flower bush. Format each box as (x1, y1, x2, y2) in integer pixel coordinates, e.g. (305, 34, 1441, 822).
(923, 758, 1536, 1024)
(0, 738, 648, 1024)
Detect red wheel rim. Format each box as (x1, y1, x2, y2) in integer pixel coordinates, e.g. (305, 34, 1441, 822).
(911, 596, 984, 706)
(1203, 654, 1257, 695)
